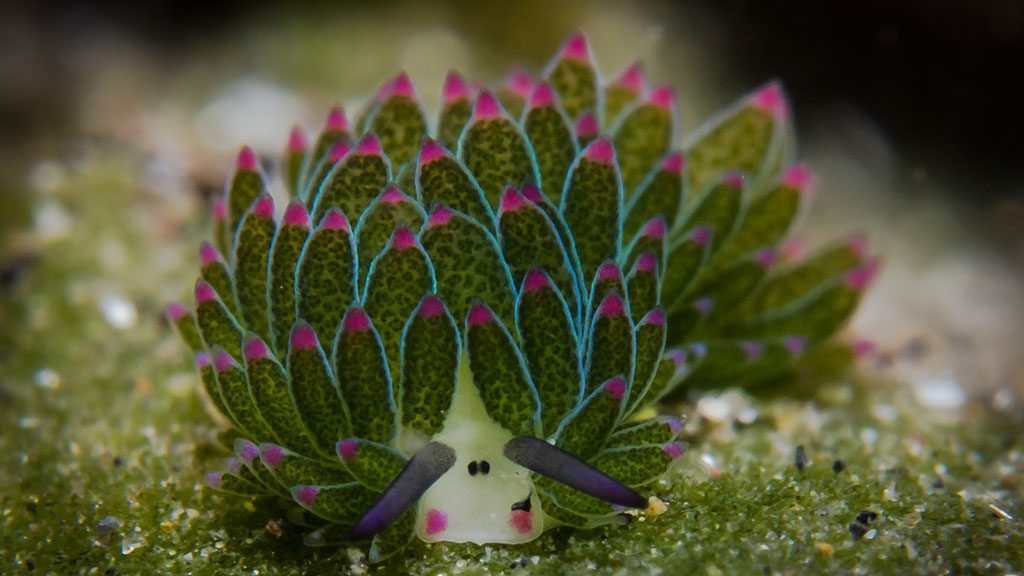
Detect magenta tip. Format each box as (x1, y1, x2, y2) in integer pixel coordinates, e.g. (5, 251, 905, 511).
(391, 225, 417, 250)
(846, 233, 869, 259)
(522, 268, 550, 293)
(226, 458, 242, 474)
(754, 248, 777, 270)
(213, 349, 238, 373)
(666, 348, 687, 367)
(287, 125, 308, 153)
(852, 338, 876, 358)
(742, 341, 764, 361)
(199, 242, 222, 266)
(521, 183, 544, 203)
(635, 251, 658, 274)
(504, 69, 534, 98)
(690, 226, 713, 247)
(722, 172, 745, 189)
(575, 112, 599, 137)
(419, 139, 448, 165)
(467, 303, 493, 326)
(783, 335, 806, 355)
(195, 281, 217, 304)
(166, 302, 189, 322)
(662, 152, 685, 174)
(598, 292, 625, 317)
(295, 485, 319, 506)
(603, 376, 626, 400)
(419, 295, 446, 318)
(663, 442, 686, 459)
(290, 324, 319, 351)
(356, 134, 382, 156)
(380, 186, 407, 205)
(427, 204, 453, 227)
(320, 208, 350, 232)
(343, 308, 371, 332)
(528, 82, 556, 109)
(474, 91, 503, 120)
(238, 439, 259, 463)
(583, 138, 615, 165)
(337, 438, 359, 461)
(641, 217, 667, 240)
(260, 444, 285, 469)
(561, 33, 591, 62)
(844, 259, 880, 291)
(194, 352, 212, 370)
(328, 141, 351, 162)
(597, 261, 621, 282)
(693, 296, 714, 316)
(500, 186, 527, 213)
(614, 62, 646, 92)
(666, 417, 683, 434)
(782, 164, 817, 197)
(779, 237, 806, 262)
(648, 85, 676, 111)
(325, 107, 349, 132)
(243, 336, 269, 362)
(643, 307, 666, 327)
(237, 146, 259, 171)
(205, 472, 223, 488)
(749, 81, 788, 120)
(251, 195, 274, 219)
(442, 71, 471, 103)
(212, 197, 227, 221)
(388, 72, 416, 100)
(283, 202, 310, 228)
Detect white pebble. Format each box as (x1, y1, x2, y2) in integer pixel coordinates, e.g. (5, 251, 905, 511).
(33, 368, 61, 389)
(34, 201, 72, 242)
(912, 375, 966, 410)
(100, 294, 138, 329)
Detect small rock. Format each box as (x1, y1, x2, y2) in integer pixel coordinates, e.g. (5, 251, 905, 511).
(912, 374, 966, 410)
(795, 445, 807, 472)
(848, 522, 868, 540)
(832, 459, 847, 473)
(856, 510, 878, 524)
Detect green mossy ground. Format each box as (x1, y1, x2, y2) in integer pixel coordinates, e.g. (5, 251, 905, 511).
(1, 150, 1021, 575)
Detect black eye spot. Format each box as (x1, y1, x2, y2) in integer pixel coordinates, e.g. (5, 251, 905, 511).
(480, 460, 490, 475)
(468, 461, 478, 476)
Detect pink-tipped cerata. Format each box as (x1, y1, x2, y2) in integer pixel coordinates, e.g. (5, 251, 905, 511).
(243, 337, 270, 362)
(584, 138, 615, 165)
(473, 91, 503, 120)
(442, 71, 471, 103)
(290, 324, 319, 351)
(561, 33, 591, 62)
(343, 308, 372, 332)
(419, 139, 448, 165)
(419, 295, 446, 318)
(236, 146, 259, 171)
(283, 202, 310, 227)
(287, 125, 308, 153)
(391, 225, 418, 250)
(529, 83, 557, 109)
(522, 268, 551, 293)
(467, 303, 494, 326)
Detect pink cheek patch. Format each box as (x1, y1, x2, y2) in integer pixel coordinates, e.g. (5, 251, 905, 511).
(425, 508, 448, 536)
(509, 510, 533, 534)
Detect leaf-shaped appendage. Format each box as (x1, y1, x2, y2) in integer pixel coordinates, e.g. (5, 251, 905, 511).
(167, 33, 875, 561)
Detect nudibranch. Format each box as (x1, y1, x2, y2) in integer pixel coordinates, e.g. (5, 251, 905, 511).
(167, 33, 875, 561)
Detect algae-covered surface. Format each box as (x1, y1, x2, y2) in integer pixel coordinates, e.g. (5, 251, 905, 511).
(2, 2, 1024, 574)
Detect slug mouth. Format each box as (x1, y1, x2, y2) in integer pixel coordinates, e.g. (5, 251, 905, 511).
(511, 490, 533, 512)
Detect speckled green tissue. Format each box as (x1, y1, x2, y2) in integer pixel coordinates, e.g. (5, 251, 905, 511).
(1, 150, 1022, 574)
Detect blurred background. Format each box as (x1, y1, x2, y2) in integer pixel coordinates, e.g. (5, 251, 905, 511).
(1, 0, 1022, 395)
